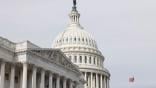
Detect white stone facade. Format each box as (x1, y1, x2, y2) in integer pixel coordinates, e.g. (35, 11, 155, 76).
(0, 37, 85, 88)
(52, 3, 110, 88)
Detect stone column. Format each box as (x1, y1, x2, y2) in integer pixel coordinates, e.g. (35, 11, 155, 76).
(91, 56, 94, 65)
(96, 73, 99, 88)
(19, 69, 23, 88)
(0, 62, 5, 88)
(40, 69, 45, 88)
(103, 76, 106, 88)
(69, 80, 73, 88)
(63, 78, 67, 88)
(56, 75, 60, 88)
(100, 75, 103, 88)
(89, 73, 91, 88)
(10, 64, 15, 88)
(106, 78, 108, 88)
(22, 63, 28, 88)
(75, 82, 79, 88)
(32, 66, 37, 88)
(107, 78, 110, 88)
(49, 73, 53, 88)
(84, 72, 87, 88)
(106, 78, 109, 88)
(77, 55, 80, 64)
(82, 56, 85, 64)
(71, 55, 73, 63)
(90, 72, 93, 88)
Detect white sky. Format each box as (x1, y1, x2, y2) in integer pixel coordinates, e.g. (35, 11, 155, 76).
(0, 0, 156, 88)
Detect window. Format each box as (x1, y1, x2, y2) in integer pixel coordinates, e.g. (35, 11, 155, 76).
(86, 39, 88, 44)
(78, 38, 80, 41)
(80, 56, 82, 63)
(89, 56, 91, 64)
(94, 57, 96, 64)
(82, 38, 84, 42)
(5, 73, 9, 80)
(74, 37, 76, 41)
(97, 58, 99, 65)
(70, 38, 72, 41)
(86, 38, 88, 42)
(66, 38, 68, 42)
(74, 56, 77, 63)
(85, 56, 87, 63)
(15, 76, 19, 83)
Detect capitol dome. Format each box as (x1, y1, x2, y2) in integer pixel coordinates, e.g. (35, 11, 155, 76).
(52, 1, 110, 88)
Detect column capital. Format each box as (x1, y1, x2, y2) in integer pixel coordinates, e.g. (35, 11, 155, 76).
(62, 76, 68, 80)
(0, 60, 6, 63)
(47, 70, 55, 75)
(31, 64, 37, 67)
(10, 63, 16, 66)
(22, 62, 28, 64)
(75, 81, 79, 85)
(55, 74, 61, 77)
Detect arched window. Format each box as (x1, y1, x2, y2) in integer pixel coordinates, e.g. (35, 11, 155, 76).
(89, 56, 91, 64)
(97, 58, 99, 65)
(82, 38, 84, 42)
(70, 37, 72, 42)
(94, 57, 96, 64)
(74, 56, 77, 63)
(80, 56, 82, 63)
(74, 37, 76, 41)
(86, 38, 88, 44)
(66, 38, 68, 42)
(85, 56, 87, 63)
(78, 38, 80, 41)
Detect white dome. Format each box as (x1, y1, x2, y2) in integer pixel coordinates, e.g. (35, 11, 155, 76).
(52, 3, 110, 88)
(53, 25, 98, 49)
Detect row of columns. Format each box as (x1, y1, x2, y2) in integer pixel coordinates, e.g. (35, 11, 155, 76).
(83, 72, 109, 88)
(0, 62, 78, 88)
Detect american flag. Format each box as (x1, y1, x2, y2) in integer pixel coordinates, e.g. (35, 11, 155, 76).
(129, 76, 135, 83)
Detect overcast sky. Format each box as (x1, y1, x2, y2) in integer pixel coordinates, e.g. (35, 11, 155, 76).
(0, 0, 156, 88)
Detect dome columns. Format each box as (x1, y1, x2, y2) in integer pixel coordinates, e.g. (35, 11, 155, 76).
(69, 10, 80, 25)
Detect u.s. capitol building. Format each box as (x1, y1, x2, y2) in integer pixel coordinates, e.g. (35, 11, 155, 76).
(0, 1, 110, 88)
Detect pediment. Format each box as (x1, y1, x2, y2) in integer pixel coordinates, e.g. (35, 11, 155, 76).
(28, 48, 80, 73)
